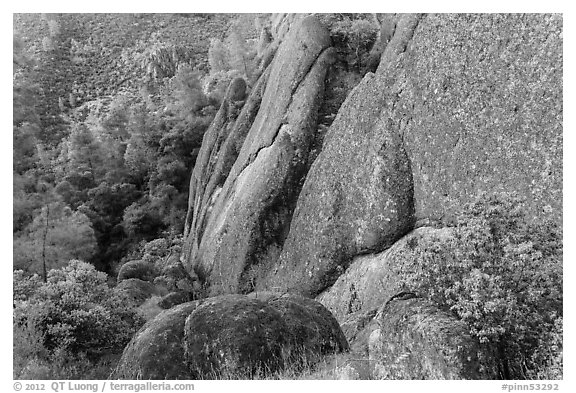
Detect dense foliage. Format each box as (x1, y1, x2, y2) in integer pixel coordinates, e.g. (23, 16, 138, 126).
(394, 192, 563, 379)
(13, 261, 145, 379)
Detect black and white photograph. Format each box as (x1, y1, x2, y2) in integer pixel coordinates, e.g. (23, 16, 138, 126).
(9, 4, 568, 389)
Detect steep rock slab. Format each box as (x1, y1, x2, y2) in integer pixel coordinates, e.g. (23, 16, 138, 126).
(111, 301, 203, 380)
(185, 16, 334, 295)
(317, 227, 453, 321)
(182, 74, 267, 269)
(370, 297, 485, 379)
(183, 295, 289, 378)
(269, 70, 415, 297)
(386, 14, 562, 224)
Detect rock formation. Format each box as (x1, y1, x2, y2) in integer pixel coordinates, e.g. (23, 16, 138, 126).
(182, 15, 336, 296)
(183, 295, 289, 377)
(177, 13, 562, 379)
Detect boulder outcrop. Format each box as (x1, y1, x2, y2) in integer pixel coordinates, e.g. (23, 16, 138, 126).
(176, 13, 562, 379)
(265, 294, 349, 363)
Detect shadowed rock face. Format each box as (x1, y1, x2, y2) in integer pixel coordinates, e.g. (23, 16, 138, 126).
(269, 70, 416, 297)
(370, 297, 486, 379)
(111, 301, 203, 380)
(264, 13, 562, 296)
(182, 15, 335, 295)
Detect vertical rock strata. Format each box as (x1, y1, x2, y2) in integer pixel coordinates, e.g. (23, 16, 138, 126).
(182, 15, 334, 295)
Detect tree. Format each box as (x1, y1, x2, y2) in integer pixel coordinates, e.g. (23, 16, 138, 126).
(13, 202, 98, 278)
(208, 38, 229, 73)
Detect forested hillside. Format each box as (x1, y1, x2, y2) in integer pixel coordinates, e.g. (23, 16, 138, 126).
(13, 13, 254, 274)
(13, 13, 562, 381)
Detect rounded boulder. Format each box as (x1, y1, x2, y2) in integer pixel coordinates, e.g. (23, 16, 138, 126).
(183, 295, 290, 378)
(118, 260, 156, 282)
(267, 294, 349, 362)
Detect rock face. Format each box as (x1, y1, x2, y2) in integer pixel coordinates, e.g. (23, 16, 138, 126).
(111, 301, 203, 379)
(317, 227, 453, 321)
(264, 12, 562, 296)
(270, 63, 416, 298)
(383, 14, 562, 224)
(370, 297, 485, 379)
(182, 15, 335, 295)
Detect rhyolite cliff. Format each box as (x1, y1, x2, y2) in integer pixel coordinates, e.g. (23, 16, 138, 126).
(115, 13, 562, 380)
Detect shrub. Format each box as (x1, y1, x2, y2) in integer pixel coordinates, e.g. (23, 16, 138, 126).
(393, 192, 562, 379)
(14, 260, 145, 360)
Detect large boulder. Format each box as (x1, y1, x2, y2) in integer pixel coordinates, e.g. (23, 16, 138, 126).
(369, 296, 487, 379)
(182, 15, 335, 295)
(117, 260, 156, 282)
(183, 295, 290, 378)
(265, 294, 349, 363)
(158, 291, 194, 310)
(317, 227, 453, 321)
(111, 301, 203, 379)
(113, 293, 348, 380)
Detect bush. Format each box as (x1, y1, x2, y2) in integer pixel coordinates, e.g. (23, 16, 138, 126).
(14, 261, 145, 362)
(393, 192, 562, 379)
